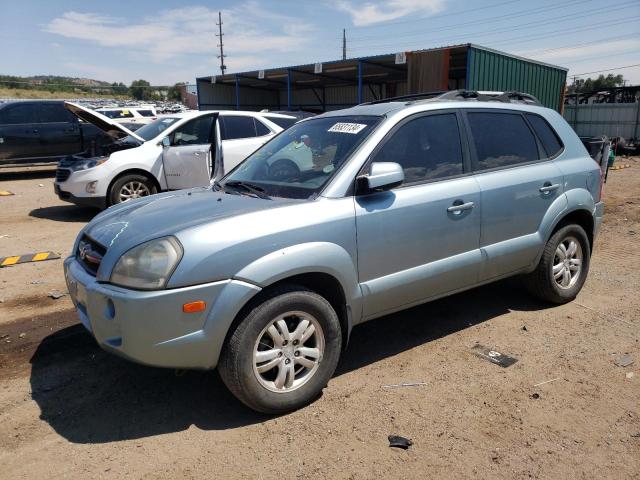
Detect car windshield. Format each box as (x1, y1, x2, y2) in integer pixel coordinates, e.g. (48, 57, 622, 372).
(123, 117, 180, 142)
(221, 115, 381, 199)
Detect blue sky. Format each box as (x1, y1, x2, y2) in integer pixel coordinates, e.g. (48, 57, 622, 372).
(2, 0, 639, 86)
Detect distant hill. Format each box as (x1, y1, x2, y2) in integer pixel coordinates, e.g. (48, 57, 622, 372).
(0, 75, 130, 96)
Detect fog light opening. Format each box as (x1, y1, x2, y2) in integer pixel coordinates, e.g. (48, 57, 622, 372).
(105, 299, 116, 320)
(86, 181, 98, 193)
(183, 301, 206, 313)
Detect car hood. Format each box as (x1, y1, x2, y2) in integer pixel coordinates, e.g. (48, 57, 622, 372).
(83, 188, 296, 277)
(64, 102, 144, 143)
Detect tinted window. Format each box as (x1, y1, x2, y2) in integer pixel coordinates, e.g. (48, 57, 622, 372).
(265, 115, 297, 129)
(137, 110, 155, 117)
(222, 115, 256, 140)
(0, 104, 39, 124)
(255, 119, 271, 136)
(171, 115, 214, 145)
(372, 113, 463, 183)
(39, 103, 75, 123)
(468, 112, 539, 170)
(525, 113, 563, 158)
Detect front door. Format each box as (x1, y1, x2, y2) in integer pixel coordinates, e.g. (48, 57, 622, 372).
(462, 109, 565, 280)
(162, 114, 215, 190)
(355, 111, 482, 319)
(0, 103, 41, 162)
(219, 114, 269, 173)
(37, 103, 82, 157)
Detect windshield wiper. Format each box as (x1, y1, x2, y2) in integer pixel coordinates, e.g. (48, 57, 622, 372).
(223, 180, 271, 200)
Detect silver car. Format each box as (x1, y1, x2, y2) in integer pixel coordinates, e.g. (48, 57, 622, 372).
(64, 91, 604, 413)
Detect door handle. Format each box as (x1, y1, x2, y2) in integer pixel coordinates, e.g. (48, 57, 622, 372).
(194, 150, 208, 156)
(447, 201, 475, 213)
(539, 183, 560, 193)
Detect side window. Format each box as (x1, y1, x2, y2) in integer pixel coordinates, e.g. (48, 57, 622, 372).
(467, 112, 539, 170)
(265, 115, 296, 129)
(171, 115, 214, 146)
(222, 115, 257, 140)
(39, 103, 75, 123)
(371, 113, 464, 184)
(255, 118, 271, 136)
(0, 104, 39, 124)
(525, 113, 563, 158)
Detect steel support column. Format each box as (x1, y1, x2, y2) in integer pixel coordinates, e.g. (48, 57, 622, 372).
(357, 60, 363, 104)
(235, 76, 240, 110)
(287, 69, 292, 110)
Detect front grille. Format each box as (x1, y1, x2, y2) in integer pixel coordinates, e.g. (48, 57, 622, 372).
(76, 235, 106, 275)
(56, 168, 71, 182)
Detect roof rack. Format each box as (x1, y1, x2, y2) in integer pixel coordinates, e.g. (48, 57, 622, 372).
(360, 89, 541, 106)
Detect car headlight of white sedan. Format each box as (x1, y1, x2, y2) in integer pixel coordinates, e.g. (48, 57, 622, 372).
(110, 237, 183, 290)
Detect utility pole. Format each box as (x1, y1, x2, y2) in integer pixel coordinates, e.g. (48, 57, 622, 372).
(342, 29, 346, 60)
(216, 11, 227, 75)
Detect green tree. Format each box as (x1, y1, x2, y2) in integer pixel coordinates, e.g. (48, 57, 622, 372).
(130, 79, 151, 100)
(167, 82, 185, 101)
(569, 74, 625, 93)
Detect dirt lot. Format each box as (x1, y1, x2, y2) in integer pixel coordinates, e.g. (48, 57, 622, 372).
(0, 161, 638, 479)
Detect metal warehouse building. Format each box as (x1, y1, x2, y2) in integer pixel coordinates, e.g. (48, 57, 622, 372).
(196, 43, 568, 113)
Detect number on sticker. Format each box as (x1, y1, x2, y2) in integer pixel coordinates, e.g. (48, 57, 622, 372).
(328, 123, 367, 134)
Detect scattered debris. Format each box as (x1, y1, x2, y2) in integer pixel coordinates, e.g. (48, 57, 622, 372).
(615, 354, 634, 368)
(0, 234, 10, 238)
(382, 382, 427, 389)
(533, 378, 560, 387)
(0, 190, 14, 196)
(521, 325, 528, 332)
(471, 344, 518, 368)
(38, 183, 44, 187)
(19, 333, 25, 338)
(0, 333, 9, 340)
(31, 280, 46, 285)
(531, 393, 540, 399)
(631, 433, 640, 438)
(626, 372, 634, 379)
(388, 435, 413, 450)
(48, 290, 66, 299)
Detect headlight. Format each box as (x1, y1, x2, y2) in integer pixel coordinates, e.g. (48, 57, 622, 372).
(110, 237, 183, 290)
(71, 156, 109, 171)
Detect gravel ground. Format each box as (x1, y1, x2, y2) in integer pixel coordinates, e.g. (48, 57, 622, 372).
(0, 160, 638, 479)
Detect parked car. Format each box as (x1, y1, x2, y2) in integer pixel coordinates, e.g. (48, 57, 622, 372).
(64, 90, 604, 414)
(95, 106, 157, 125)
(54, 103, 296, 209)
(0, 100, 112, 167)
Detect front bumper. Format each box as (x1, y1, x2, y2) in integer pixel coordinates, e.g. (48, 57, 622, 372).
(55, 183, 107, 209)
(594, 201, 605, 237)
(64, 257, 260, 369)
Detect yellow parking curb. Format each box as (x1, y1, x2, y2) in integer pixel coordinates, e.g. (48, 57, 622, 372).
(609, 164, 631, 170)
(0, 251, 60, 267)
(0, 191, 14, 196)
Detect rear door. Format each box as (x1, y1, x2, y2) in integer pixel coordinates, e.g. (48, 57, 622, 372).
(162, 114, 215, 189)
(462, 109, 565, 281)
(355, 110, 482, 319)
(37, 102, 81, 157)
(0, 103, 41, 162)
(219, 114, 272, 173)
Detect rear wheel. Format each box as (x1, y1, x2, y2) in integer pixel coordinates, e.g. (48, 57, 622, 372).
(524, 224, 590, 304)
(109, 173, 157, 206)
(218, 285, 342, 414)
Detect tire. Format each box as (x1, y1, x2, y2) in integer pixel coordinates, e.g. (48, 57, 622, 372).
(523, 224, 590, 304)
(218, 285, 342, 414)
(108, 173, 157, 206)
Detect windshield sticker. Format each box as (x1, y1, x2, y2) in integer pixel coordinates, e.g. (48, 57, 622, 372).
(328, 123, 367, 134)
(323, 164, 335, 174)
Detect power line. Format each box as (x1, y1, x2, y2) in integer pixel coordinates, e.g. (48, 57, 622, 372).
(571, 64, 640, 77)
(520, 33, 639, 56)
(349, 0, 526, 29)
(349, 0, 590, 43)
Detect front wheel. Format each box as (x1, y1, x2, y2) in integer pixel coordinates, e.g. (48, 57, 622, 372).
(523, 224, 591, 304)
(109, 173, 157, 206)
(218, 285, 342, 414)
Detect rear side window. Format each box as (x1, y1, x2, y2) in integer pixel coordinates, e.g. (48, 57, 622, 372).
(222, 115, 256, 140)
(39, 103, 75, 123)
(467, 112, 539, 170)
(525, 113, 563, 158)
(0, 104, 39, 124)
(137, 110, 155, 117)
(265, 115, 296, 130)
(372, 113, 464, 184)
(255, 119, 271, 136)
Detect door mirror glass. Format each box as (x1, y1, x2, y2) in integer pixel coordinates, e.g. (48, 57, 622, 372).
(359, 162, 404, 192)
(160, 136, 170, 147)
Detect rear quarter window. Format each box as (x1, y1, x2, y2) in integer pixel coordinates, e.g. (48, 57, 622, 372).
(525, 113, 563, 158)
(265, 115, 297, 129)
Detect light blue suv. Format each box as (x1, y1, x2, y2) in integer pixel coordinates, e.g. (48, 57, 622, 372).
(64, 91, 604, 413)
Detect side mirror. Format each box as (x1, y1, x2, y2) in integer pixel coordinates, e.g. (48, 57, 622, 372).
(357, 162, 404, 193)
(160, 137, 170, 148)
